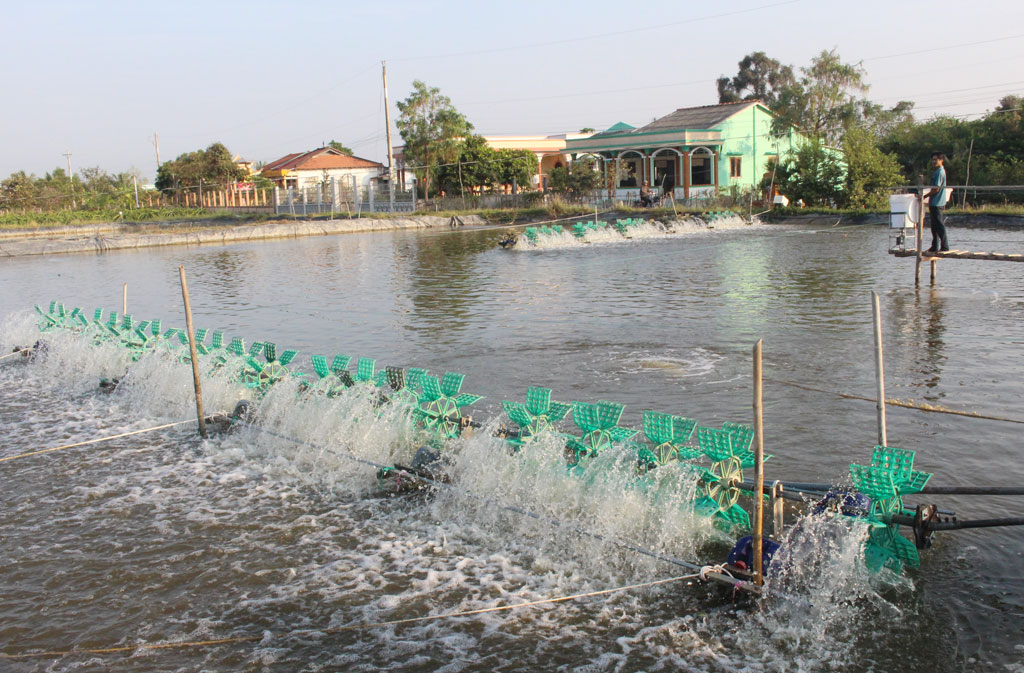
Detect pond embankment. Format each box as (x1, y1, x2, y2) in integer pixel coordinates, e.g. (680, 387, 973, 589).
(0, 215, 487, 257)
(3, 211, 1021, 258)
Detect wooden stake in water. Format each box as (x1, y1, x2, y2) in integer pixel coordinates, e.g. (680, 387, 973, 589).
(915, 187, 925, 287)
(872, 291, 888, 447)
(752, 339, 765, 586)
(178, 265, 207, 438)
(122, 283, 127, 316)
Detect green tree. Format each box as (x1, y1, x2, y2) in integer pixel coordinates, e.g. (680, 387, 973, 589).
(841, 127, 904, 209)
(549, 157, 602, 195)
(717, 51, 796, 108)
(772, 50, 868, 144)
(154, 142, 246, 191)
(435, 135, 498, 195)
(327, 140, 353, 155)
(0, 171, 40, 211)
(859, 100, 916, 138)
(396, 80, 473, 198)
(772, 141, 845, 206)
(495, 148, 538, 191)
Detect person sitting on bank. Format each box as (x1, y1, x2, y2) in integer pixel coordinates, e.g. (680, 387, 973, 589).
(640, 181, 652, 207)
(924, 152, 950, 252)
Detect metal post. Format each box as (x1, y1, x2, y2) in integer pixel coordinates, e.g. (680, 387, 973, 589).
(872, 291, 887, 447)
(752, 339, 765, 586)
(178, 266, 207, 438)
(383, 60, 396, 211)
(770, 481, 784, 538)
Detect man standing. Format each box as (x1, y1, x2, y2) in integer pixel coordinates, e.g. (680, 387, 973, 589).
(924, 153, 949, 252)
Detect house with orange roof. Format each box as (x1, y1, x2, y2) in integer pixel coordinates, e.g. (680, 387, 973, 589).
(261, 147, 386, 190)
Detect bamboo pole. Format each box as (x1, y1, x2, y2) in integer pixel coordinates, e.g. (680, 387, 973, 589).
(915, 187, 925, 286)
(122, 283, 127, 316)
(871, 291, 887, 447)
(178, 265, 207, 438)
(752, 339, 765, 586)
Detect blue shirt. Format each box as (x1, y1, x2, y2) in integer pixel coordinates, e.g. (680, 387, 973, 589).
(930, 166, 947, 207)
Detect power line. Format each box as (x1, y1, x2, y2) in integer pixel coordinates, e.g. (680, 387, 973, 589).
(389, 0, 800, 62)
(862, 32, 1024, 62)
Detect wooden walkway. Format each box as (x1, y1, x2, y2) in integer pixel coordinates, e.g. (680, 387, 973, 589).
(890, 248, 1024, 262)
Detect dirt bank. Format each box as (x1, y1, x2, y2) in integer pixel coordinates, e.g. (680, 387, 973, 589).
(0, 215, 487, 257)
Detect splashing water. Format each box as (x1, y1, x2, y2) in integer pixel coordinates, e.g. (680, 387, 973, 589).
(0, 308, 972, 672)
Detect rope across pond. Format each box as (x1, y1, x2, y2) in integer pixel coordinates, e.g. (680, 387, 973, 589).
(767, 377, 1024, 425)
(0, 573, 701, 660)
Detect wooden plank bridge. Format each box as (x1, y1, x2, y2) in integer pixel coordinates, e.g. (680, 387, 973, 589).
(891, 248, 1024, 262)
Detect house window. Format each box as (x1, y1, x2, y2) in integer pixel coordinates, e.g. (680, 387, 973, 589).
(730, 157, 742, 178)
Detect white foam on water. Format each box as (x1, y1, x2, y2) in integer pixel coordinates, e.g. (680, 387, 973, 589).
(627, 347, 725, 380)
(513, 216, 757, 251)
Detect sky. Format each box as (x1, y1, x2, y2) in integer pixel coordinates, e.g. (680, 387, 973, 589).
(2, 0, 1023, 182)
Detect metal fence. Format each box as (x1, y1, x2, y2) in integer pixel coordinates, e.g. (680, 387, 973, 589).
(274, 179, 415, 216)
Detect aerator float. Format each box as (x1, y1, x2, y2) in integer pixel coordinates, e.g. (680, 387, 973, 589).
(21, 300, 1024, 588)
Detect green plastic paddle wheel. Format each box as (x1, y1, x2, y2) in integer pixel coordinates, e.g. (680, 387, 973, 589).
(210, 336, 248, 372)
(383, 366, 429, 407)
(416, 372, 484, 439)
(35, 301, 71, 331)
(83, 308, 111, 342)
(500, 387, 573, 447)
(849, 446, 933, 573)
(123, 320, 151, 359)
(564, 401, 638, 465)
(637, 410, 699, 467)
(691, 425, 770, 530)
(353, 357, 388, 387)
(310, 354, 353, 397)
(240, 342, 298, 391)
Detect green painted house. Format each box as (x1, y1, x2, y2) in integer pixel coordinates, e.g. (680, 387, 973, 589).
(564, 100, 808, 201)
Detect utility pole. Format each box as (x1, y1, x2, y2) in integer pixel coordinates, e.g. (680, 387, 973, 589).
(63, 151, 76, 208)
(382, 60, 395, 209)
(153, 132, 161, 173)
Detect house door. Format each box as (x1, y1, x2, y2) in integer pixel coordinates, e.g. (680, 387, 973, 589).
(653, 158, 676, 193)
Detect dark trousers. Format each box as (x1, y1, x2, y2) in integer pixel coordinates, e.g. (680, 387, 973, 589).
(928, 205, 948, 251)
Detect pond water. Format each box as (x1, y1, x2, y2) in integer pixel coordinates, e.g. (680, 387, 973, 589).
(0, 218, 1021, 672)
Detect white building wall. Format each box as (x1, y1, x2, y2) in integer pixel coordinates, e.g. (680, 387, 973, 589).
(294, 167, 382, 190)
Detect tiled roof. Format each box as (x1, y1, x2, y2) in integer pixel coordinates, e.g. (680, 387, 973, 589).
(635, 100, 759, 133)
(263, 148, 383, 172)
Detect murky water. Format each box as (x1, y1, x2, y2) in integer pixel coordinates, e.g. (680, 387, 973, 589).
(1, 218, 1022, 672)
